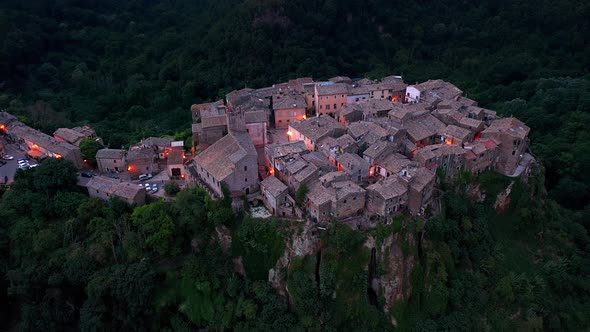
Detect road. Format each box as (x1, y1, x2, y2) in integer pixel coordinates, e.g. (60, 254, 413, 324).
(0, 139, 38, 184)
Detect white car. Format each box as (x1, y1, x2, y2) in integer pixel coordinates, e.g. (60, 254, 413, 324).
(2, 155, 14, 160)
(151, 184, 159, 193)
(29, 164, 39, 168)
(145, 183, 151, 191)
(138, 173, 153, 181)
(18, 164, 29, 170)
(17, 160, 29, 166)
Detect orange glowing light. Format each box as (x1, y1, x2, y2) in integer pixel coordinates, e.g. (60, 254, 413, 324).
(55, 154, 62, 159)
(0, 124, 5, 130)
(302, 114, 307, 119)
(32, 144, 39, 150)
(181, 174, 186, 179)
(127, 165, 133, 171)
(287, 131, 292, 136)
(269, 168, 275, 175)
(392, 96, 400, 102)
(444, 138, 453, 145)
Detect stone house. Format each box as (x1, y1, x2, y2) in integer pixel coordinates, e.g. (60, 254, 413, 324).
(126, 147, 158, 179)
(10, 125, 83, 168)
(414, 144, 467, 180)
(288, 115, 344, 151)
(167, 147, 185, 179)
(273, 92, 307, 128)
(137, 137, 174, 160)
(464, 139, 499, 174)
(314, 83, 349, 117)
(405, 114, 447, 147)
(306, 179, 366, 223)
(96, 148, 127, 174)
(480, 117, 530, 176)
(193, 130, 259, 197)
(441, 125, 473, 145)
(366, 176, 408, 218)
(398, 166, 436, 216)
(260, 176, 297, 217)
(86, 176, 146, 206)
(336, 152, 370, 184)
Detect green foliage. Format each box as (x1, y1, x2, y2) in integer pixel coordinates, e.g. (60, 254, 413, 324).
(164, 181, 181, 196)
(232, 218, 284, 280)
(295, 183, 309, 204)
(79, 138, 103, 165)
(131, 200, 178, 256)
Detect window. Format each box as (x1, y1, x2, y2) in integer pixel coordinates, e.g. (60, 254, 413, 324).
(278, 120, 282, 123)
(343, 199, 347, 204)
(113, 160, 117, 163)
(341, 94, 344, 98)
(293, 112, 297, 116)
(512, 150, 516, 155)
(326, 105, 330, 110)
(320, 105, 323, 109)
(245, 178, 248, 182)
(334, 95, 336, 99)
(333, 103, 337, 109)
(341, 103, 344, 106)
(244, 166, 247, 171)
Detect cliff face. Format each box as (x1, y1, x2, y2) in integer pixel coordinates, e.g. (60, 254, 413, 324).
(366, 232, 416, 320)
(268, 222, 322, 298)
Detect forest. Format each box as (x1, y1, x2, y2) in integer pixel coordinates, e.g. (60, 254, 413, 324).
(0, 0, 589, 330)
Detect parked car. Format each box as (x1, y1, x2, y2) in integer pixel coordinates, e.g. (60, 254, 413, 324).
(145, 183, 151, 191)
(18, 164, 29, 170)
(151, 184, 159, 193)
(80, 171, 93, 178)
(29, 164, 39, 168)
(139, 173, 153, 181)
(17, 160, 29, 166)
(17, 158, 27, 162)
(2, 154, 14, 160)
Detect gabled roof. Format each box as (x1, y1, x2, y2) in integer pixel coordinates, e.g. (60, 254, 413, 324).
(96, 148, 127, 160)
(414, 144, 466, 161)
(316, 83, 349, 96)
(376, 153, 412, 174)
(443, 125, 471, 140)
(405, 114, 446, 142)
(261, 176, 288, 197)
(273, 92, 306, 110)
(289, 116, 343, 142)
(265, 140, 308, 160)
(482, 117, 530, 139)
(54, 128, 85, 145)
(367, 176, 407, 200)
(194, 132, 256, 182)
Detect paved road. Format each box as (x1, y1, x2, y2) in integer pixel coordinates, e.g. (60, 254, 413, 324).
(0, 140, 38, 184)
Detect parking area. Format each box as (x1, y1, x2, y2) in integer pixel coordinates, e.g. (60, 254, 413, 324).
(0, 138, 39, 184)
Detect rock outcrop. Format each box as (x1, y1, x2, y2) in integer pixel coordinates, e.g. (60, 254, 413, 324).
(269, 221, 322, 297)
(365, 231, 416, 323)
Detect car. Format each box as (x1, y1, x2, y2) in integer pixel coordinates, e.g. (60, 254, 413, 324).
(138, 183, 143, 188)
(17, 160, 29, 166)
(18, 164, 29, 170)
(151, 184, 159, 193)
(144, 183, 151, 191)
(17, 158, 27, 162)
(80, 171, 93, 178)
(2, 155, 14, 160)
(29, 164, 39, 168)
(138, 173, 153, 181)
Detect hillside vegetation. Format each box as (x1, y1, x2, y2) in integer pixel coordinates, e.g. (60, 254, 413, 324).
(0, 0, 589, 330)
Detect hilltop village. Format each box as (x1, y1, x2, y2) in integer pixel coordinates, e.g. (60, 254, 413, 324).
(0, 75, 535, 224)
(188, 76, 534, 223)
